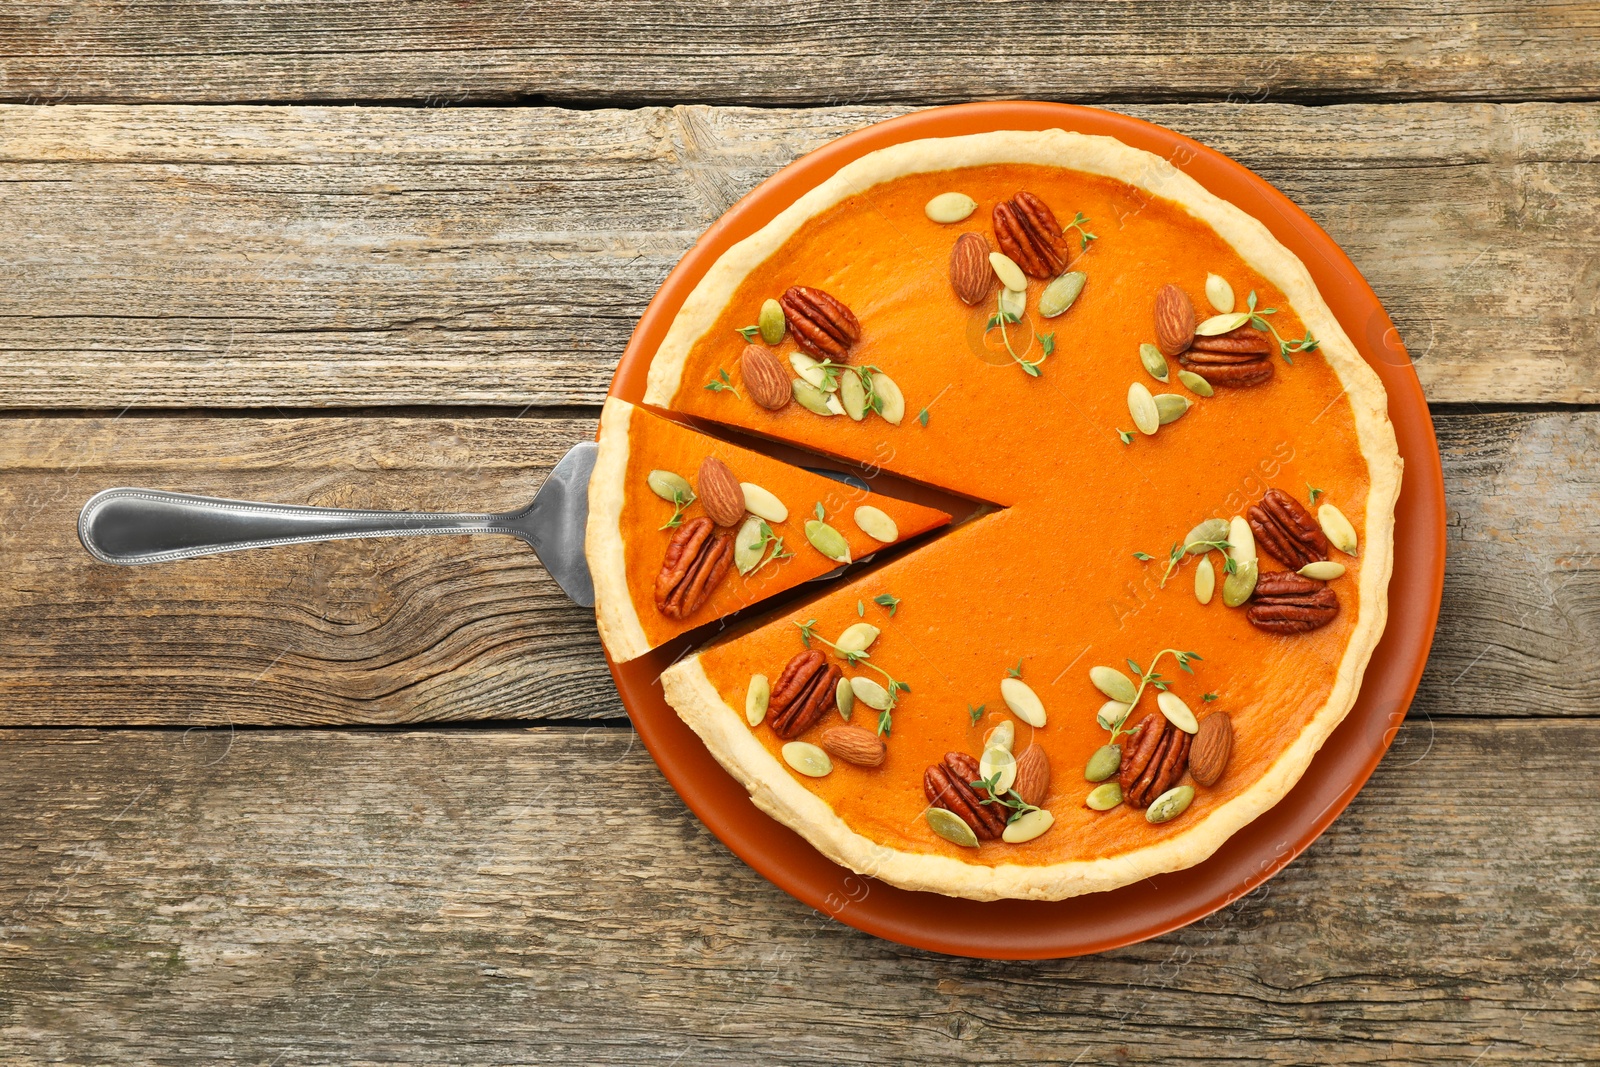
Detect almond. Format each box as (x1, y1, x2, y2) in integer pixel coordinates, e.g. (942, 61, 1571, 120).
(949, 232, 992, 306)
(740, 344, 791, 411)
(1012, 744, 1050, 807)
(1188, 712, 1233, 787)
(1154, 283, 1196, 357)
(820, 725, 886, 767)
(696, 456, 745, 527)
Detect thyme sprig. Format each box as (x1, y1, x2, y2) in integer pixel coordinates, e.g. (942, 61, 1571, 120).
(796, 619, 911, 736)
(743, 519, 793, 574)
(704, 367, 739, 397)
(1064, 211, 1098, 251)
(1103, 648, 1202, 744)
(735, 325, 761, 342)
(984, 292, 1050, 377)
(1243, 290, 1320, 365)
(970, 771, 1041, 824)
(1140, 534, 1237, 587)
(657, 489, 692, 530)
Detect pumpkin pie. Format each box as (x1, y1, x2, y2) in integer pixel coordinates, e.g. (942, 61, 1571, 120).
(596, 129, 1402, 900)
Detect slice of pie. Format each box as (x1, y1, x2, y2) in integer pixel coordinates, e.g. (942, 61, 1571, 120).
(587, 398, 952, 663)
(597, 129, 1402, 900)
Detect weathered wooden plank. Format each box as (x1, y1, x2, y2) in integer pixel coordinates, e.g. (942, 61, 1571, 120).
(2, 1, 1597, 106)
(0, 409, 1593, 726)
(1, 102, 1597, 406)
(0, 721, 1593, 1064)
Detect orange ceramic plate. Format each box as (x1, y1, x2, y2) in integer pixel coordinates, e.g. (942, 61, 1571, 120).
(602, 103, 1444, 958)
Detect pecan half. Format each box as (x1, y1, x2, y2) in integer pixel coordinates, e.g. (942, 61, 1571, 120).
(1248, 488, 1330, 568)
(1117, 714, 1192, 809)
(1189, 325, 1272, 354)
(1178, 356, 1274, 387)
(653, 517, 733, 620)
(768, 649, 842, 739)
(993, 192, 1071, 278)
(923, 751, 1006, 839)
(1247, 571, 1340, 634)
(779, 286, 860, 361)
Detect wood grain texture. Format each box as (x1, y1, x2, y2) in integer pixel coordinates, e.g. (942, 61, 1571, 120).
(1, 102, 1597, 407)
(0, 409, 1594, 726)
(2, 1, 1598, 106)
(0, 721, 1594, 1064)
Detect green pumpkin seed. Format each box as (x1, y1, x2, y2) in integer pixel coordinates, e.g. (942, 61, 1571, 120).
(746, 673, 770, 726)
(1222, 557, 1258, 607)
(985, 720, 1015, 753)
(925, 192, 977, 224)
(1000, 676, 1047, 727)
(758, 298, 786, 344)
(989, 252, 1028, 292)
(979, 746, 1017, 794)
(804, 519, 851, 563)
(1001, 807, 1054, 843)
(1195, 311, 1251, 336)
(853, 505, 898, 543)
(1319, 503, 1359, 555)
(999, 285, 1025, 321)
(1177, 369, 1214, 397)
(1096, 700, 1131, 731)
(1227, 515, 1256, 566)
(839, 368, 867, 421)
(835, 622, 880, 654)
(1090, 665, 1138, 704)
(1039, 271, 1086, 318)
(1205, 273, 1235, 313)
(1185, 518, 1229, 552)
(850, 676, 890, 710)
(1146, 784, 1195, 823)
(835, 676, 854, 720)
(740, 482, 787, 523)
(1156, 691, 1199, 734)
(926, 807, 979, 847)
(825, 392, 846, 416)
(1155, 393, 1191, 425)
(1194, 555, 1215, 604)
(647, 470, 694, 503)
(1127, 382, 1160, 436)
(1139, 343, 1170, 383)
(734, 515, 766, 575)
(782, 741, 832, 778)
(1086, 782, 1123, 811)
(871, 371, 906, 425)
(1084, 743, 1122, 782)
(792, 380, 834, 416)
(1299, 560, 1347, 581)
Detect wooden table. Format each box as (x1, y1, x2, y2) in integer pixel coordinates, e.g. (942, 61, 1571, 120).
(2, 5, 1597, 1062)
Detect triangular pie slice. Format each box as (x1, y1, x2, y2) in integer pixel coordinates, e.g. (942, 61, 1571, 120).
(586, 398, 951, 663)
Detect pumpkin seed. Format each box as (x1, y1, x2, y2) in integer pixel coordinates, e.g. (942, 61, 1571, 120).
(647, 470, 694, 503)
(1139, 342, 1170, 383)
(1195, 554, 1215, 604)
(1204, 273, 1235, 313)
(871, 371, 906, 426)
(1084, 743, 1122, 782)
(1319, 503, 1359, 555)
(835, 622, 880, 654)
(850, 676, 890, 710)
(746, 673, 770, 726)
(1222, 557, 1258, 607)
(1195, 311, 1251, 336)
(792, 380, 834, 416)
(1227, 515, 1256, 567)
(839, 368, 868, 420)
(1039, 271, 1086, 318)
(979, 745, 1017, 795)
(1156, 690, 1199, 734)
(1155, 393, 1191, 425)
(758, 298, 786, 344)
(1185, 518, 1229, 552)
(824, 392, 846, 416)
(1000, 676, 1047, 727)
(1127, 382, 1160, 436)
(925, 191, 977, 224)
(1177, 369, 1214, 397)
(1001, 807, 1054, 843)
(1086, 781, 1124, 811)
(985, 720, 1015, 754)
(1096, 699, 1131, 731)
(1146, 784, 1195, 823)
(989, 251, 1028, 293)
(926, 807, 979, 847)
(804, 519, 851, 563)
(790, 352, 834, 391)
(734, 515, 766, 575)
(999, 285, 1025, 321)
(853, 505, 899, 543)
(1090, 665, 1138, 704)
(740, 482, 787, 524)
(835, 676, 854, 720)
(782, 741, 832, 778)
(1299, 560, 1347, 580)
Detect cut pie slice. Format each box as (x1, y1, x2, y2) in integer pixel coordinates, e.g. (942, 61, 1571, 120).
(586, 398, 952, 663)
